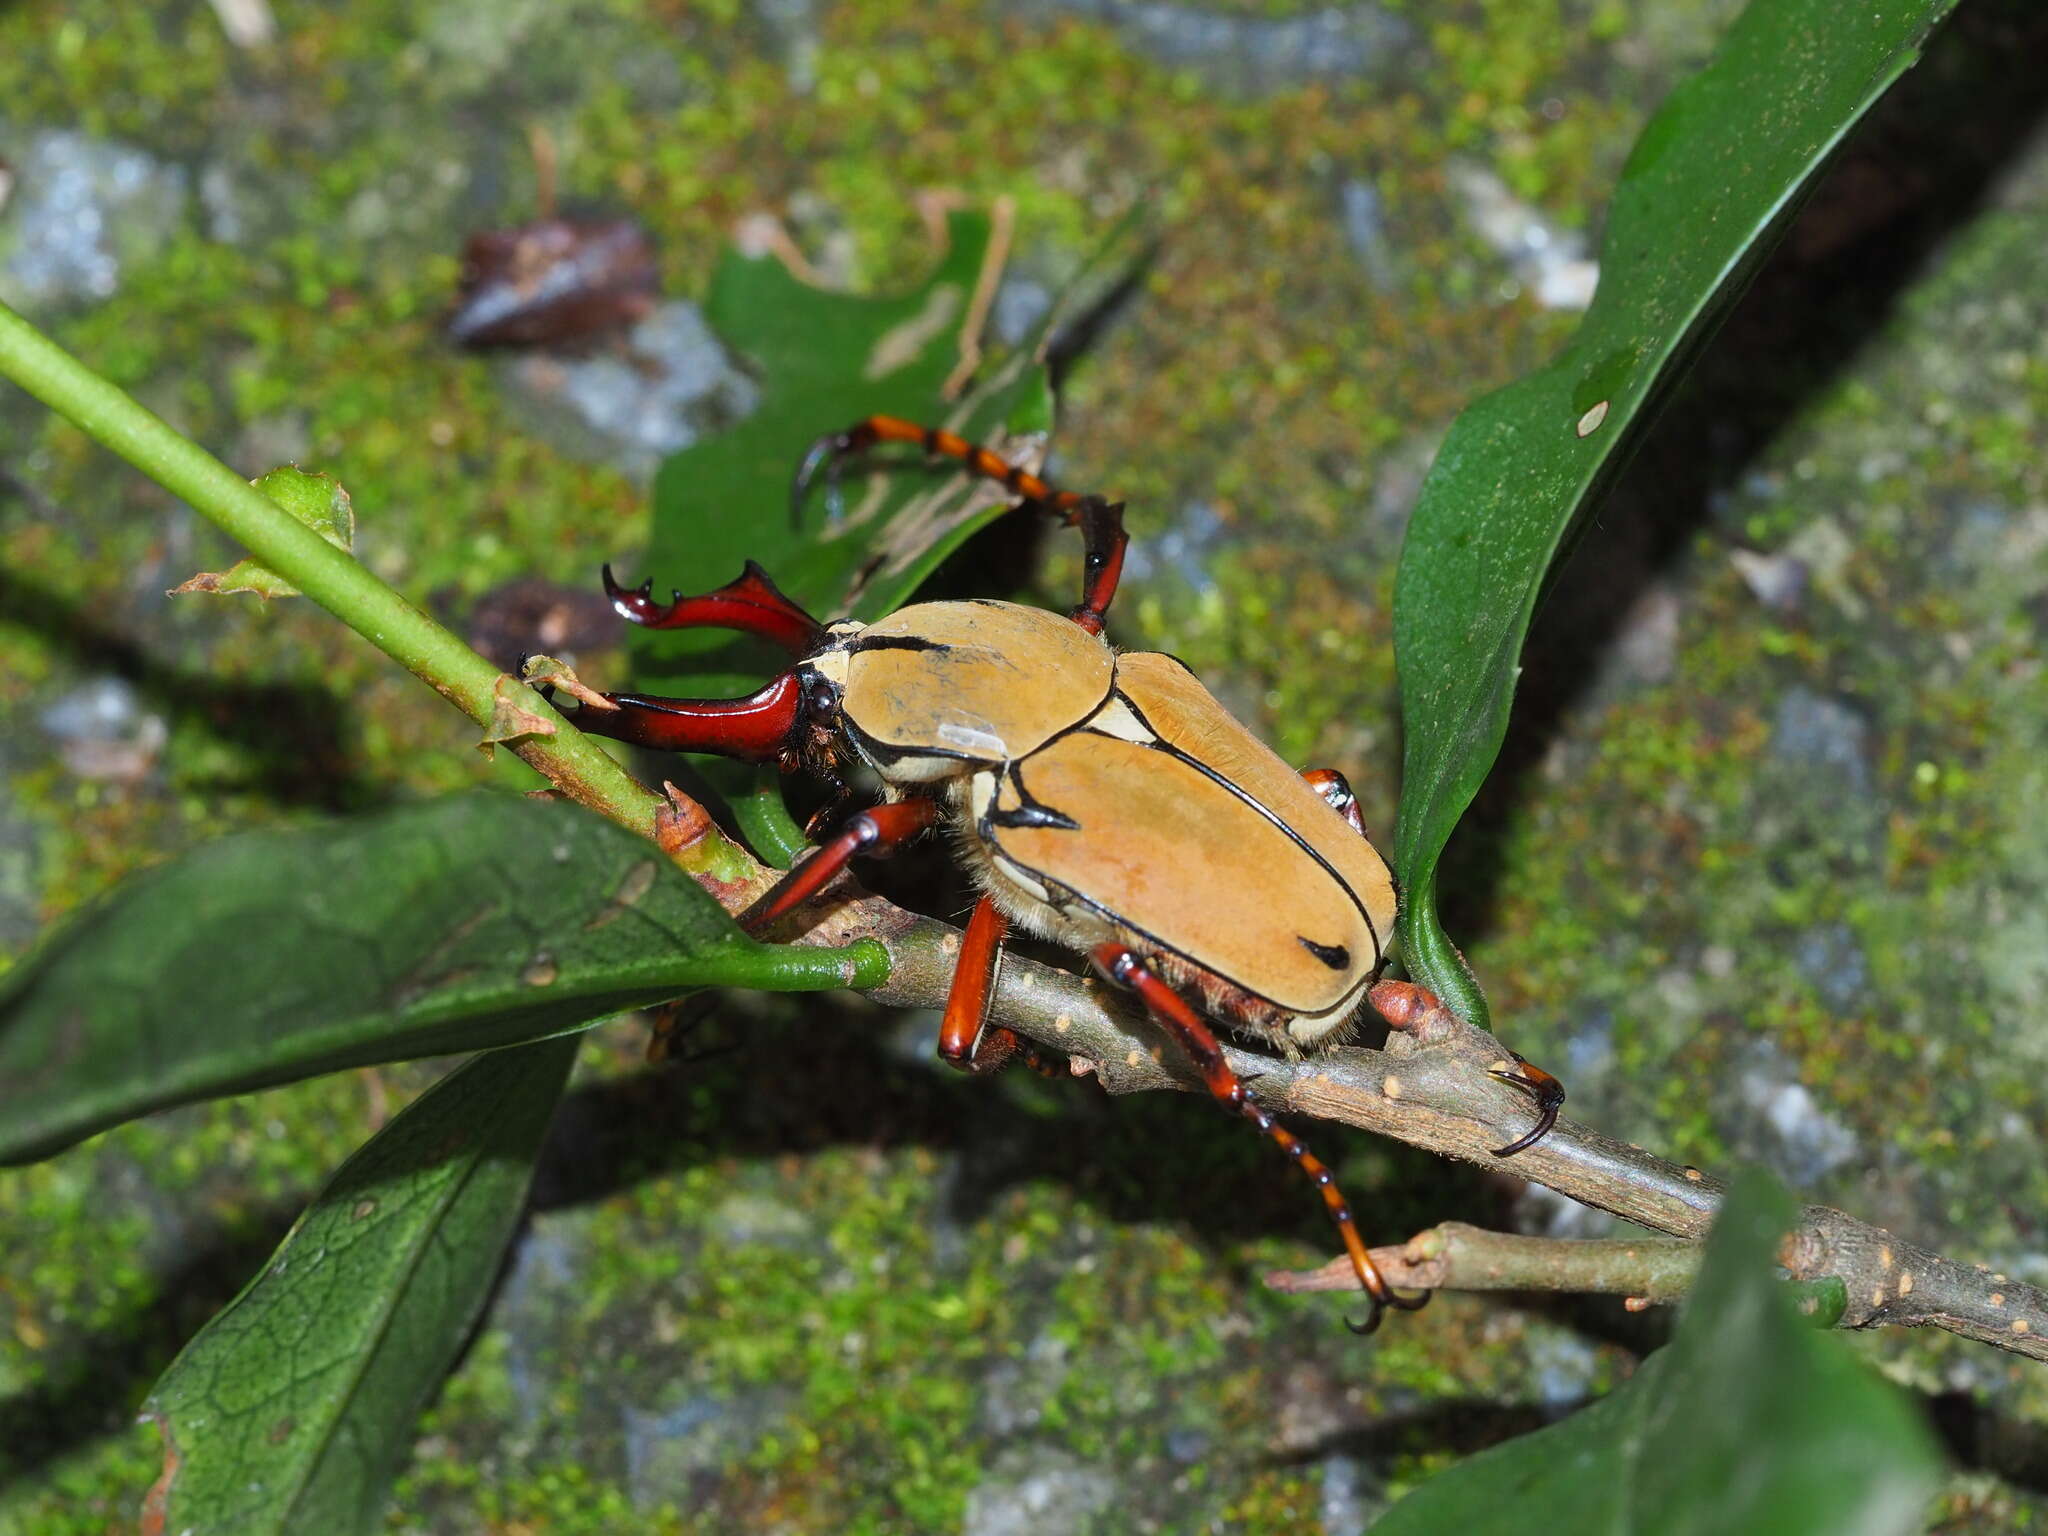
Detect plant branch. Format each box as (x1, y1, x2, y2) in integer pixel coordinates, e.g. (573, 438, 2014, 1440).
(1264, 1224, 1701, 1305)
(808, 888, 2048, 1361)
(0, 303, 755, 874)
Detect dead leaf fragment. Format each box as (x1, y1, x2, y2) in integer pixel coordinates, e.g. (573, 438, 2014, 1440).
(479, 674, 557, 757)
(520, 653, 617, 712)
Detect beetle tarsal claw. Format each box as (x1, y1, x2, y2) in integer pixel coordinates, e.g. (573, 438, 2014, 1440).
(1346, 1280, 1429, 1335)
(1486, 1052, 1566, 1158)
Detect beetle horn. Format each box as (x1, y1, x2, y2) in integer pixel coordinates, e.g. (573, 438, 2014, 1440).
(569, 671, 806, 763)
(602, 561, 824, 657)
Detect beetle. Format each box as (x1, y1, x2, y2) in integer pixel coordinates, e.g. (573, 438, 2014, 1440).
(568, 415, 1564, 1333)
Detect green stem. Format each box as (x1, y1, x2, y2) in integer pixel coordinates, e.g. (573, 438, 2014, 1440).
(738, 937, 892, 991)
(0, 301, 664, 841)
(1396, 875, 1491, 1029)
(731, 767, 812, 870)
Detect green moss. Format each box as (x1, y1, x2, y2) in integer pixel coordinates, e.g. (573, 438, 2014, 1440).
(6, 0, 2047, 1527)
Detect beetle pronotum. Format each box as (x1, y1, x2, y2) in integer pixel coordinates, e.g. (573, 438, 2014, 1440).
(570, 416, 1563, 1333)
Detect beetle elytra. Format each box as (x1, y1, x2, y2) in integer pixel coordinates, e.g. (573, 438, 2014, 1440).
(569, 415, 1563, 1332)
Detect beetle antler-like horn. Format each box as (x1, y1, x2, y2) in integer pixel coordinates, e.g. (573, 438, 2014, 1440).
(602, 560, 823, 657)
(567, 672, 805, 762)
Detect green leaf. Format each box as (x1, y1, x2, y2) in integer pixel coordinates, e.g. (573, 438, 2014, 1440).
(1369, 1171, 1943, 1536)
(1390, 0, 1958, 1024)
(0, 792, 884, 1165)
(142, 1034, 579, 1535)
(170, 466, 355, 600)
(630, 208, 1117, 699)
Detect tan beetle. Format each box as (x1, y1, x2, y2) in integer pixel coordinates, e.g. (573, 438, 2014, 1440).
(570, 416, 1563, 1333)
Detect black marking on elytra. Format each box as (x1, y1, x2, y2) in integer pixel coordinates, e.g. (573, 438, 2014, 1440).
(986, 802, 1081, 832)
(849, 634, 952, 656)
(984, 763, 1083, 833)
(1298, 936, 1351, 971)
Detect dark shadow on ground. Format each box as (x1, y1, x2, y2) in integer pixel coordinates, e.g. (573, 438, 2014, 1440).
(0, 999, 1497, 1484)
(528, 999, 1495, 1267)
(0, 558, 380, 812)
(0, 1205, 299, 1487)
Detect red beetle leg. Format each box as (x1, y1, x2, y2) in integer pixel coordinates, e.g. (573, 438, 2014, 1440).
(603, 559, 823, 657)
(571, 671, 804, 762)
(792, 414, 1129, 632)
(737, 798, 941, 934)
(936, 895, 1061, 1078)
(1487, 1054, 1566, 1158)
(1092, 943, 1426, 1335)
(1301, 767, 1369, 838)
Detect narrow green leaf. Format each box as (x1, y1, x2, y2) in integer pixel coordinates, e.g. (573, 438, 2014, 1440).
(142, 1034, 579, 1535)
(0, 792, 885, 1164)
(1390, 0, 1958, 1023)
(1370, 1172, 1943, 1536)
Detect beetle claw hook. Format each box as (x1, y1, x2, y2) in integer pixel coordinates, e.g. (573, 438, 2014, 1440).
(1488, 1052, 1566, 1158)
(791, 431, 855, 528)
(601, 562, 657, 620)
(1343, 1280, 1428, 1335)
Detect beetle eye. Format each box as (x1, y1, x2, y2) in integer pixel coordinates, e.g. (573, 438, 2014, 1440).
(805, 677, 839, 717)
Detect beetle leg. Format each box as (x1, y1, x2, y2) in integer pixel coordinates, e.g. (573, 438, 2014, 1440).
(936, 895, 1063, 1078)
(737, 798, 941, 933)
(1065, 497, 1128, 638)
(1301, 767, 1370, 838)
(1091, 942, 1426, 1335)
(1372, 980, 1568, 1158)
(792, 414, 1130, 633)
(602, 559, 824, 656)
(560, 671, 806, 763)
(1487, 1053, 1566, 1159)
